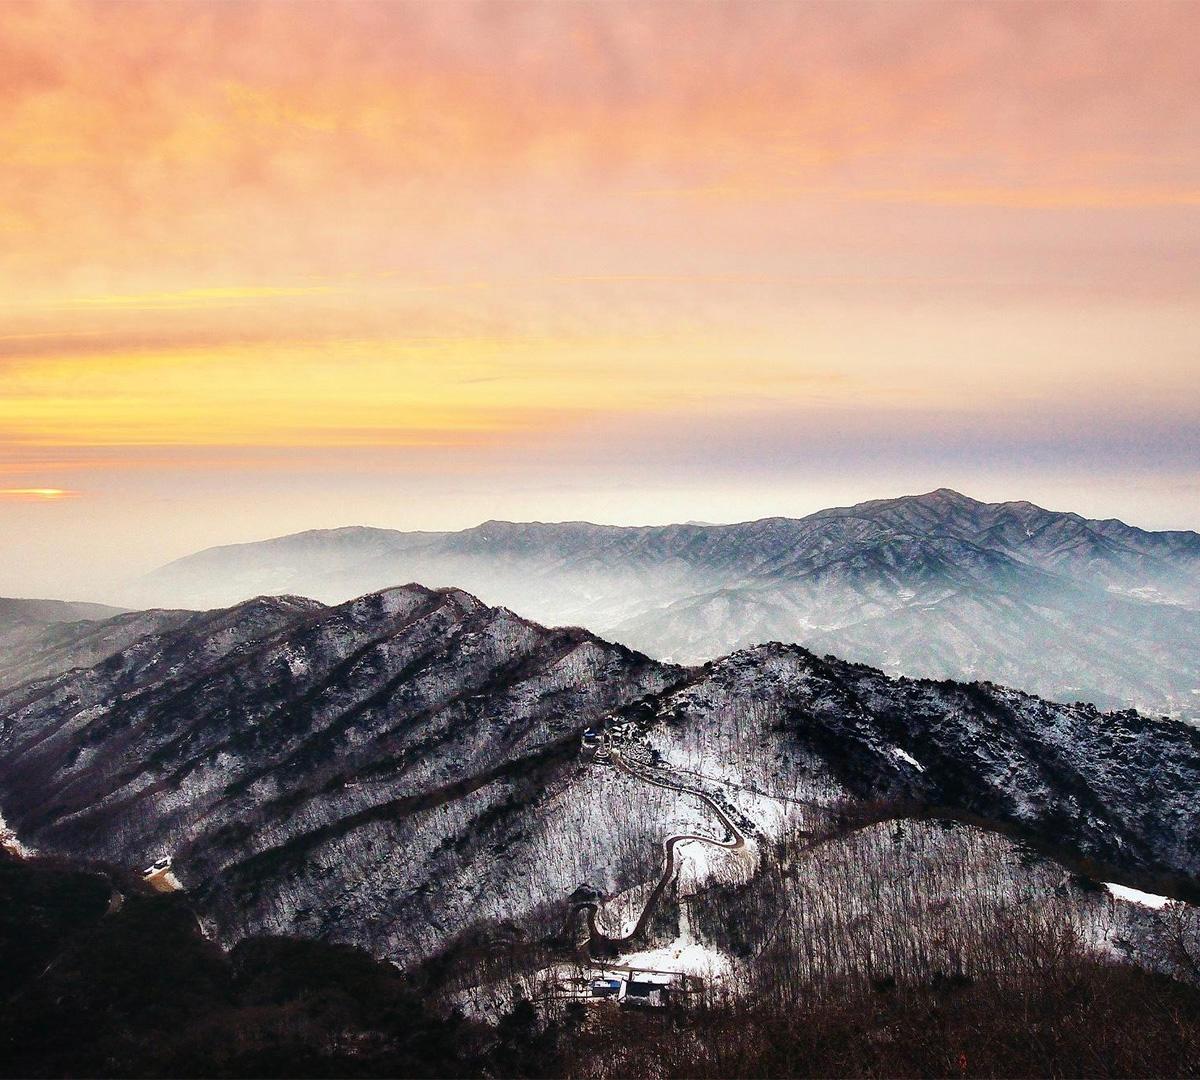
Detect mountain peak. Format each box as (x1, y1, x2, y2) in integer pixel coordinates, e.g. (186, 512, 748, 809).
(220, 593, 325, 619)
(910, 487, 980, 507)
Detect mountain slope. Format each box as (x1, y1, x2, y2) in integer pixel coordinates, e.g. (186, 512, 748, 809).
(0, 586, 680, 961)
(4, 846, 1197, 1080)
(1, 586, 1197, 974)
(136, 490, 1200, 715)
(613, 555, 1200, 711)
(644, 644, 1200, 892)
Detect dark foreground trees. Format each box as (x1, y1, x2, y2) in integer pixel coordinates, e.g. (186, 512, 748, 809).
(3, 852, 1199, 1078)
(548, 963, 1200, 1079)
(0, 856, 485, 1078)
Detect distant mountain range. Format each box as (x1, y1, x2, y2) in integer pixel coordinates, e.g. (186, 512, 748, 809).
(1, 584, 1197, 976)
(137, 489, 1200, 715)
(0, 597, 195, 692)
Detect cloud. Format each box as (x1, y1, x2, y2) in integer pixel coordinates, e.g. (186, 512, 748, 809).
(3, 0, 1198, 287)
(635, 184, 1200, 210)
(1, 0, 1197, 558)
(60, 284, 345, 311)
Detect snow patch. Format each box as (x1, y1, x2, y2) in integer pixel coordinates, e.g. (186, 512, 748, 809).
(617, 888, 734, 979)
(0, 809, 34, 858)
(1104, 882, 1174, 909)
(889, 746, 925, 772)
(617, 939, 732, 978)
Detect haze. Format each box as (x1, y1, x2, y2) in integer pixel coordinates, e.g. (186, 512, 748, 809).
(2, 0, 1198, 600)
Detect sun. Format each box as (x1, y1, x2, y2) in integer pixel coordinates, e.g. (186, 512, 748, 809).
(0, 487, 80, 501)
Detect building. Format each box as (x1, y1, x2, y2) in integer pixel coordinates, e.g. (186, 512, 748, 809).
(623, 971, 674, 1007)
(589, 978, 622, 999)
(583, 969, 679, 1007)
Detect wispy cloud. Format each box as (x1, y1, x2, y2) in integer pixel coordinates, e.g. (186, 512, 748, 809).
(59, 284, 345, 311)
(634, 185, 1200, 210)
(0, 0, 1197, 564)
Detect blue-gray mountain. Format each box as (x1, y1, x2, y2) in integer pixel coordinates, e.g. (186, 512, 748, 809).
(138, 489, 1200, 715)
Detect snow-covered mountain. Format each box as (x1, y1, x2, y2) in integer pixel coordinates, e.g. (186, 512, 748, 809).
(1, 585, 1196, 976)
(138, 490, 1200, 714)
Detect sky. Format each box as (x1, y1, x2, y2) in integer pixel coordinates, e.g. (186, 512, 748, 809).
(1, 0, 1198, 599)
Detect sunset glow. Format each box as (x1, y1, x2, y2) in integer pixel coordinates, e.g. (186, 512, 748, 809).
(0, 488, 79, 501)
(1, 0, 1197, 596)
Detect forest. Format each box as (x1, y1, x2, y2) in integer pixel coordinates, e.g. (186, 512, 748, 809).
(4, 815, 1199, 1079)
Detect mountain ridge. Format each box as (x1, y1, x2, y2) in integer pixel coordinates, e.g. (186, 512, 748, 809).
(133, 490, 1200, 716)
(1, 582, 1197, 975)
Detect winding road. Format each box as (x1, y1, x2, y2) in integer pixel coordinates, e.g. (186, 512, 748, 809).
(575, 746, 751, 962)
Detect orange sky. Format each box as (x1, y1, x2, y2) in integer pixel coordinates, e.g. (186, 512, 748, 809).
(1, 0, 1198, 596)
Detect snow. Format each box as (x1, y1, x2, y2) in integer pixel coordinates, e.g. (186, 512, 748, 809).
(616, 882, 734, 979)
(889, 746, 925, 772)
(1104, 882, 1174, 909)
(279, 645, 310, 677)
(593, 880, 655, 938)
(617, 939, 732, 978)
(0, 809, 34, 858)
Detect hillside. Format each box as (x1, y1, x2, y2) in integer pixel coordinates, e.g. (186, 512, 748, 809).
(3, 848, 1197, 1079)
(0, 598, 126, 626)
(0, 586, 678, 961)
(0, 853, 484, 1078)
(1, 585, 1197, 974)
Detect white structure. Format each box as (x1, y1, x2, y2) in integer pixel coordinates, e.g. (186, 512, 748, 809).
(142, 855, 172, 877)
(585, 969, 679, 1006)
(141, 855, 183, 893)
